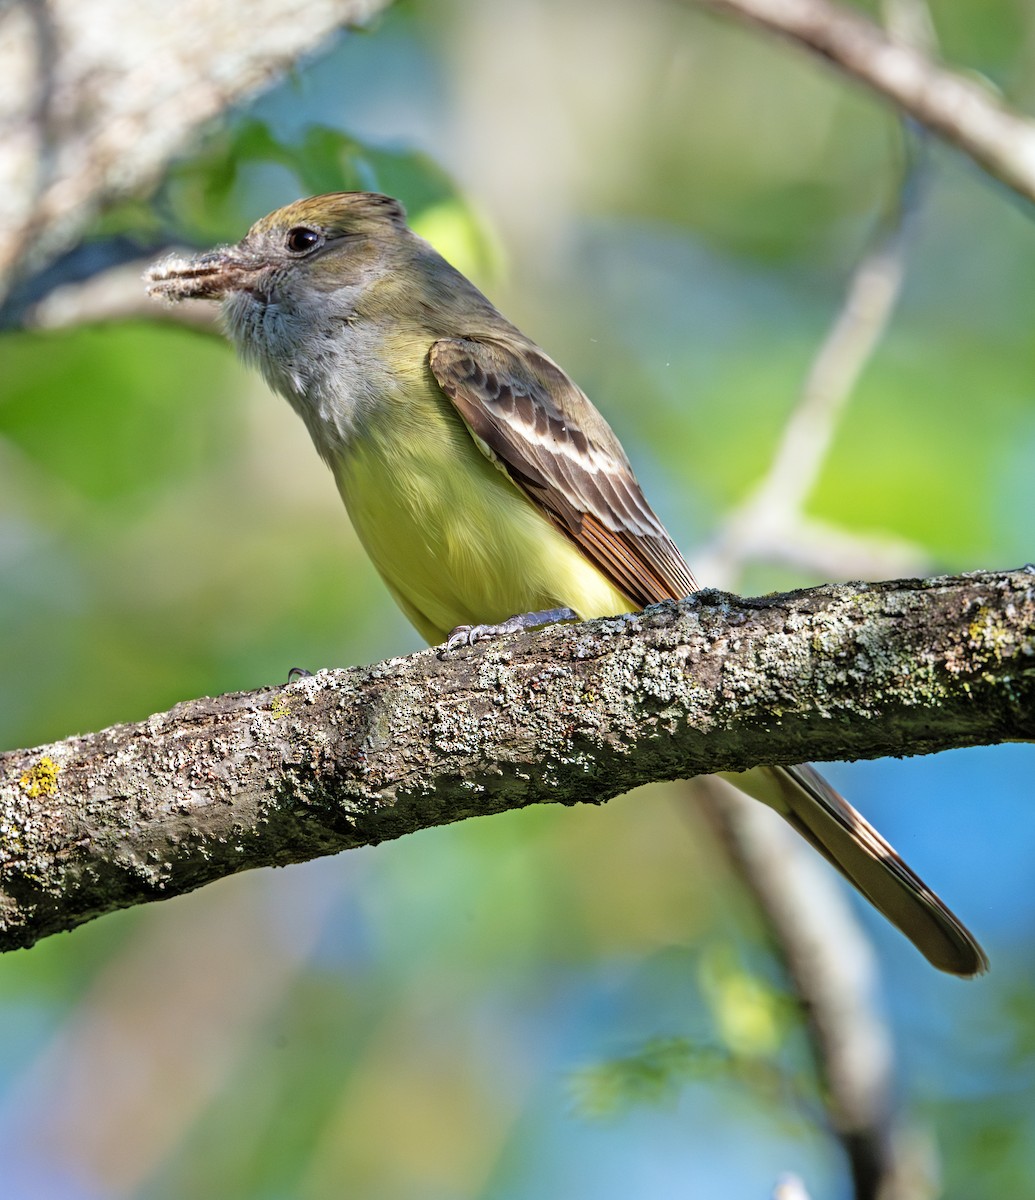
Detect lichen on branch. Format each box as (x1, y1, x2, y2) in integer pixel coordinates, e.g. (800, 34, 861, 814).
(0, 568, 1032, 953)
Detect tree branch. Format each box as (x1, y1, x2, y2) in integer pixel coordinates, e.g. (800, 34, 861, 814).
(0, 0, 390, 303)
(693, 0, 1035, 207)
(700, 779, 912, 1200)
(1, 568, 1031, 953)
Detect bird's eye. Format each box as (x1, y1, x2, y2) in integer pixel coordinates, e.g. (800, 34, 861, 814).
(285, 227, 322, 254)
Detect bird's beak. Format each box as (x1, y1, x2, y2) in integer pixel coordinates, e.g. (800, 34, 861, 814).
(146, 247, 262, 302)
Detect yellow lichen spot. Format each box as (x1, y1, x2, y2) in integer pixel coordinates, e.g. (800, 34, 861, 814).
(968, 605, 990, 643)
(19, 755, 60, 798)
(270, 695, 291, 720)
(967, 605, 1011, 663)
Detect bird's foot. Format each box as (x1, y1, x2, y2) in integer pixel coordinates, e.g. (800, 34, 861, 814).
(442, 607, 579, 654)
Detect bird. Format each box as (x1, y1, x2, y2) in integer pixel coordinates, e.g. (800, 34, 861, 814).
(147, 191, 987, 977)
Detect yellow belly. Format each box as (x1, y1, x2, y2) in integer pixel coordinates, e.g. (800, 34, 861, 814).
(332, 387, 632, 645)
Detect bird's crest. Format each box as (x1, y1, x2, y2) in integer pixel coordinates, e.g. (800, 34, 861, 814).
(250, 192, 408, 239)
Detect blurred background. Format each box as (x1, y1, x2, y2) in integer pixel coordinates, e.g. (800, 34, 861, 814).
(1, 0, 1034, 1195)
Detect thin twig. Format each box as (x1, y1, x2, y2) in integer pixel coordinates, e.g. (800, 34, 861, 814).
(699, 781, 921, 1200)
(693, 0, 1035, 207)
(16, 258, 221, 332)
(696, 140, 924, 587)
(688, 16, 944, 1190)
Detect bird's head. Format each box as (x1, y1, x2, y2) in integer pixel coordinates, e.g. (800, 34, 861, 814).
(147, 192, 410, 309)
(146, 192, 427, 401)
(147, 190, 503, 416)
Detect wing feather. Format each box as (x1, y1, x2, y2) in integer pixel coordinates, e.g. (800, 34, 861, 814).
(429, 336, 697, 608)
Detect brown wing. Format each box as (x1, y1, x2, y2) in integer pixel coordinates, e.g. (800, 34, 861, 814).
(429, 336, 698, 607)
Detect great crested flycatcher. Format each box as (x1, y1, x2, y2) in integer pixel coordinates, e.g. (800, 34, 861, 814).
(148, 191, 986, 977)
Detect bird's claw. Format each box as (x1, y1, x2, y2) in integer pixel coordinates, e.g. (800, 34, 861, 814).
(444, 623, 495, 652)
(440, 607, 579, 656)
